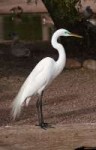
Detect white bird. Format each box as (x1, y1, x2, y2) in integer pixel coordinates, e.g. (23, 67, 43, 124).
(11, 29, 82, 128)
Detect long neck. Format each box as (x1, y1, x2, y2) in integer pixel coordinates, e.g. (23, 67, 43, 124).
(51, 31, 66, 76)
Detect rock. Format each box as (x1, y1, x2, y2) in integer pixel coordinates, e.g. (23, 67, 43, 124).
(11, 34, 30, 57)
(0, 50, 4, 55)
(11, 42, 30, 57)
(65, 59, 81, 69)
(83, 59, 96, 70)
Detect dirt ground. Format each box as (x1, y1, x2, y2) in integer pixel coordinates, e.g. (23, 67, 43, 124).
(1, 53, 96, 149)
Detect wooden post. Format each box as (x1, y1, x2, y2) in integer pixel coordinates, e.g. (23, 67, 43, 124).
(41, 15, 49, 41)
(0, 16, 3, 40)
(42, 24, 49, 41)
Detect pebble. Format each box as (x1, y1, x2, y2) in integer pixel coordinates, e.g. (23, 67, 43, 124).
(65, 58, 81, 69)
(83, 59, 96, 71)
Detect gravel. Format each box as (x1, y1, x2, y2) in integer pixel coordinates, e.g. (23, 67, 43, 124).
(0, 56, 96, 127)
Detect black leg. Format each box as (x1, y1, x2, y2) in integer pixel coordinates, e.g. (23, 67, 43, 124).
(36, 92, 53, 129)
(36, 91, 47, 128)
(36, 91, 45, 126)
(36, 97, 41, 126)
(39, 91, 44, 125)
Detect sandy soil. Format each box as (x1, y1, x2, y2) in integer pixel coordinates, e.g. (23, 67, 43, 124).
(0, 124, 96, 150)
(0, 54, 96, 149)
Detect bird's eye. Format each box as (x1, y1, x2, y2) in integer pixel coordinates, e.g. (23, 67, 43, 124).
(64, 31, 70, 35)
(64, 31, 67, 34)
(65, 31, 68, 34)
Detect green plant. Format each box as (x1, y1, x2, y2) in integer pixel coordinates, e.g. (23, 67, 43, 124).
(3, 14, 42, 41)
(43, 0, 80, 25)
(27, 0, 80, 25)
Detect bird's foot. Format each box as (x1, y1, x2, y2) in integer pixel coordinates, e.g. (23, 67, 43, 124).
(36, 122, 54, 129)
(40, 122, 49, 129)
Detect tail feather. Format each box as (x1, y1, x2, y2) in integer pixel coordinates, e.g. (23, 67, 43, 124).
(11, 87, 27, 120)
(11, 99, 22, 120)
(11, 66, 39, 119)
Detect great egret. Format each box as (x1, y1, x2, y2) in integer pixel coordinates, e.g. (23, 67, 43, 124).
(11, 29, 82, 128)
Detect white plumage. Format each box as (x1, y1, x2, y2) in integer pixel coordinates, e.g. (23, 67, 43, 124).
(12, 58, 57, 118)
(11, 29, 82, 128)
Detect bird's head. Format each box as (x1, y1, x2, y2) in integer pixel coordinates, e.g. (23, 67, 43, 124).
(62, 29, 83, 38)
(51, 29, 83, 47)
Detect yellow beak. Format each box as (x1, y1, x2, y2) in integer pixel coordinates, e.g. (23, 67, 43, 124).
(70, 33, 83, 38)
